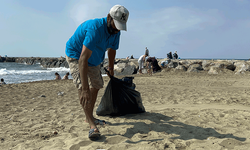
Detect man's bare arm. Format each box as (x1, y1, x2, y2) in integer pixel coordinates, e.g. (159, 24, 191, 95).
(107, 48, 116, 76)
(79, 45, 92, 108)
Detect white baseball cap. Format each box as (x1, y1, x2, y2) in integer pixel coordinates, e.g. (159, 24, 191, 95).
(109, 5, 129, 31)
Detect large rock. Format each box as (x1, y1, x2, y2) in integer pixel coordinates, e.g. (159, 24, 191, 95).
(175, 65, 187, 71)
(114, 63, 127, 72)
(128, 60, 139, 67)
(27, 58, 36, 65)
(49, 61, 57, 68)
(33, 59, 41, 65)
(0, 57, 6, 62)
(208, 66, 234, 74)
(202, 60, 213, 71)
(42, 61, 51, 68)
(234, 61, 250, 74)
(60, 61, 69, 68)
(55, 61, 62, 68)
(101, 60, 109, 68)
(167, 61, 178, 68)
(214, 61, 235, 71)
(208, 66, 222, 74)
(4, 57, 15, 62)
(178, 60, 190, 67)
(115, 65, 137, 76)
(179, 60, 202, 68)
(187, 64, 203, 73)
(115, 59, 129, 64)
(202, 60, 212, 67)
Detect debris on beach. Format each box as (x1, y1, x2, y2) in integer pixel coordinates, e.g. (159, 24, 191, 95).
(57, 91, 64, 96)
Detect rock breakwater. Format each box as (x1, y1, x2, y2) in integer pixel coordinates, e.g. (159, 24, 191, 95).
(1, 57, 250, 75)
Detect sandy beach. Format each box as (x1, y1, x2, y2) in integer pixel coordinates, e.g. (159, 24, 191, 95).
(1, 70, 250, 150)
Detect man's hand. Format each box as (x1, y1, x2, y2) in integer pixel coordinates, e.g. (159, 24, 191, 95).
(107, 68, 114, 77)
(80, 89, 92, 109)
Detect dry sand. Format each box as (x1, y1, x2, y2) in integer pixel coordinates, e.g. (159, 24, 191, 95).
(1, 70, 250, 150)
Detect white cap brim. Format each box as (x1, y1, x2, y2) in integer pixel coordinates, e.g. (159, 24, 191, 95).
(113, 19, 127, 31)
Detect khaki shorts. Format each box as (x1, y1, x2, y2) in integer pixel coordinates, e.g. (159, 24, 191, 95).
(66, 55, 104, 90)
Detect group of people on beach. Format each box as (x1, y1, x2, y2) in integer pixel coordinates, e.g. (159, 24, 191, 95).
(159, 51, 179, 68)
(167, 51, 179, 60)
(138, 47, 162, 75)
(55, 72, 70, 80)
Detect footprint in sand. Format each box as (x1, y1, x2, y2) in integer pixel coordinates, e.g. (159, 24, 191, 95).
(69, 126, 80, 138)
(104, 135, 128, 144)
(69, 141, 93, 150)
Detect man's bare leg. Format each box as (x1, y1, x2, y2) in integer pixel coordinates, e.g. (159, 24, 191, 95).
(89, 88, 99, 121)
(78, 88, 97, 130)
(79, 88, 101, 125)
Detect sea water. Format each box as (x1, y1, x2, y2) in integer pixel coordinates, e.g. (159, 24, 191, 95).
(0, 62, 72, 84)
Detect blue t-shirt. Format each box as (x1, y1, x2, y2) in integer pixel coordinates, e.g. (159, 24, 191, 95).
(65, 17, 120, 66)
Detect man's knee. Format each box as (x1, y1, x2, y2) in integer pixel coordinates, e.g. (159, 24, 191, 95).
(90, 87, 99, 94)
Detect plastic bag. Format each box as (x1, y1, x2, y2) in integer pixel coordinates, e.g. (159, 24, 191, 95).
(96, 75, 145, 116)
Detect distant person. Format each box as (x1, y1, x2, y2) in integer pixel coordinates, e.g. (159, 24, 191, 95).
(0, 78, 6, 85)
(167, 52, 173, 59)
(167, 51, 173, 64)
(146, 57, 161, 73)
(145, 47, 149, 56)
(130, 55, 134, 59)
(63, 72, 70, 79)
(55, 72, 61, 80)
(126, 56, 129, 59)
(160, 60, 168, 68)
(173, 51, 178, 59)
(138, 54, 148, 74)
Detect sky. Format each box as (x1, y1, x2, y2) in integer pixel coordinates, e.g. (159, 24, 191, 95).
(0, 0, 250, 59)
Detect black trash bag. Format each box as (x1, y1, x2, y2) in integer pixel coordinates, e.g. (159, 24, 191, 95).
(120, 76, 136, 90)
(96, 75, 145, 116)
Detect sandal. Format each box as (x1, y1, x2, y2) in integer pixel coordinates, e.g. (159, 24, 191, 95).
(88, 128, 100, 141)
(94, 119, 106, 125)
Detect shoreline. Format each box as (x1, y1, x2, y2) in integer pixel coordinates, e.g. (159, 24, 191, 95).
(1, 58, 250, 85)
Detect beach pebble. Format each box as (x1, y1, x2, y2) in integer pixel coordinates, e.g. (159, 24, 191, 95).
(57, 92, 64, 96)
